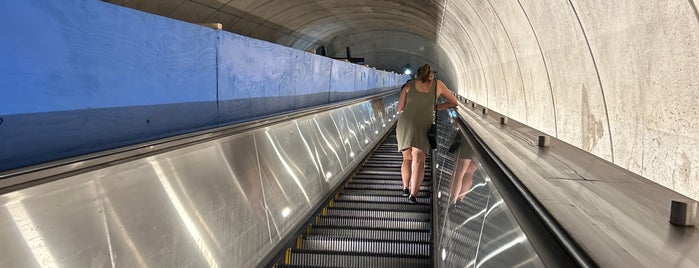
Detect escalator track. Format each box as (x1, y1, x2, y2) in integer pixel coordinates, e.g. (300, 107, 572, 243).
(274, 131, 433, 267)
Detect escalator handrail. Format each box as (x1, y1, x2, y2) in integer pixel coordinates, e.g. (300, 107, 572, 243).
(453, 104, 596, 268)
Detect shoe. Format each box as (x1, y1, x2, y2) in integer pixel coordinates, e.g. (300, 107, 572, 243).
(402, 188, 410, 196)
(408, 195, 417, 204)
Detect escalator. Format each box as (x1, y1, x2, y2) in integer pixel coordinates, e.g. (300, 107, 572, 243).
(275, 132, 433, 267)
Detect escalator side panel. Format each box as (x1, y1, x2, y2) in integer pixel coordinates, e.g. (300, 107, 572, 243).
(0, 95, 400, 268)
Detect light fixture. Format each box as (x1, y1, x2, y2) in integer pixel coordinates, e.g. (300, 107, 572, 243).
(404, 64, 412, 75)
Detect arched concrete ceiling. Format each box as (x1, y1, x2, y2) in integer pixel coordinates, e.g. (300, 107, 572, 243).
(104, 0, 699, 201)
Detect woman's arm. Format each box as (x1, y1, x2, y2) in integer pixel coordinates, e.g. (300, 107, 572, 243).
(397, 81, 410, 112)
(436, 80, 458, 110)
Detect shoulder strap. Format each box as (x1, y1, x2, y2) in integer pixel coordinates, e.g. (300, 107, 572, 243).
(432, 80, 437, 123)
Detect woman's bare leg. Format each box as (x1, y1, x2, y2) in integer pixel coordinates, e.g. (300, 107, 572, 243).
(458, 160, 478, 201)
(450, 158, 469, 204)
(409, 147, 427, 196)
(401, 148, 412, 190)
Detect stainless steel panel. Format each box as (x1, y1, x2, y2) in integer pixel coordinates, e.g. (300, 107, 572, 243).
(0, 95, 398, 268)
(433, 115, 544, 268)
(309, 114, 348, 186)
(256, 119, 328, 238)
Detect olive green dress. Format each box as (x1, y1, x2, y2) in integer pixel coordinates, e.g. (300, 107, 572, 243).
(397, 80, 436, 152)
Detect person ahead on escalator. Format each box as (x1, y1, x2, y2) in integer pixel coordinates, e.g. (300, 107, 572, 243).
(396, 64, 458, 203)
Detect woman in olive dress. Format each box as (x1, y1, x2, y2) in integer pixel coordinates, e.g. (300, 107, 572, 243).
(396, 64, 458, 203)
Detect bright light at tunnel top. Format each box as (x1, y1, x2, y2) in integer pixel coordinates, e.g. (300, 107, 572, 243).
(404, 69, 412, 75)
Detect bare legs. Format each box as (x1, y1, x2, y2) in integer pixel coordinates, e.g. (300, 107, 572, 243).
(450, 158, 478, 204)
(400, 147, 427, 200)
(401, 149, 412, 190)
(409, 147, 426, 197)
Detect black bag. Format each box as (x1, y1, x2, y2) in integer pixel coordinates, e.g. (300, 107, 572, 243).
(426, 80, 438, 149)
(448, 134, 462, 153)
(427, 123, 437, 149)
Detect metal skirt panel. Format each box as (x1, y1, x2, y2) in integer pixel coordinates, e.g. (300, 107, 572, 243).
(0, 95, 398, 268)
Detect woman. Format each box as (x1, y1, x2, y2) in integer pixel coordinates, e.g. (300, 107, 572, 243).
(396, 64, 458, 203)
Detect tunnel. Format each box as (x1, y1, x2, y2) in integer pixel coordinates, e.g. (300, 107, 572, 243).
(0, 1, 697, 267)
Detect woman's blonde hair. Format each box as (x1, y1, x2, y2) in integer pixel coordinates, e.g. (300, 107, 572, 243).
(417, 64, 433, 82)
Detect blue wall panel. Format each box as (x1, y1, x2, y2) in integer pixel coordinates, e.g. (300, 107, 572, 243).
(0, 0, 218, 171)
(329, 61, 357, 102)
(289, 50, 333, 108)
(0, 1, 408, 171)
(218, 33, 295, 123)
(0, 1, 218, 115)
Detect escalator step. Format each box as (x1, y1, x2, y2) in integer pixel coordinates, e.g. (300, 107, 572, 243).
(331, 201, 430, 212)
(317, 216, 430, 231)
(354, 168, 432, 180)
(355, 169, 403, 176)
(337, 194, 432, 205)
(300, 236, 430, 256)
(368, 156, 403, 160)
(309, 226, 430, 243)
(350, 179, 430, 186)
(288, 249, 429, 268)
(361, 162, 402, 168)
(345, 184, 430, 191)
(326, 208, 429, 220)
(341, 189, 430, 197)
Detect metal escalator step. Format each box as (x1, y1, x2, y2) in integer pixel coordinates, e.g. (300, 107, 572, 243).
(300, 236, 430, 257)
(351, 179, 403, 185)
(345, 184, 430, 192)
(350, 179, 430, 186)
(341, 189, 430, 197)
(356, 168, 432, 175)
(326, 208, 429, 220)
(356, 169, 403, 176)
(368, 156, 403, 160)
(289, 249, 429, 268)
(275, 265, 332, 268)
(361, 162, 402, 168)
(353, 170, 432, 177)
(317, 216, 430, 231)
(337, 194, 431, 205)
(331, 201, 430, 212)
(309, 226, 430, 243)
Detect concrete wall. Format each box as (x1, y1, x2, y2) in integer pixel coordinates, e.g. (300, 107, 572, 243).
(442, 0, 698, 200)
(0, 0, 408, 172)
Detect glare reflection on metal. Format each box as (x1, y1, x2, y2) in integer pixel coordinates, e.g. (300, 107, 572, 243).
(459, 208, 487, 227)
(264, 131, 311, 203)
(312, 119, 343, 169)
(281, 207, 291, 218)
(364, 138, 369, 144)
(349, 152, 355, 158)
(382, 124, 386, 127)
(8, 202, 60, 268)
(325, 172, 332, 179)
(94, 182, 148, 268)
(442, 248, 447, 261)
(375, 130, 379, 134)
(485, 199, 504, 217)
(150, 162, 220, 268)
(295, 122, 321, 176)
(474, 235, 528, 268)
(438, 192, 442, 199)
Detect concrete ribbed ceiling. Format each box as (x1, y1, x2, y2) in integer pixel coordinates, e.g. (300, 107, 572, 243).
(103, 0, 456, 87)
